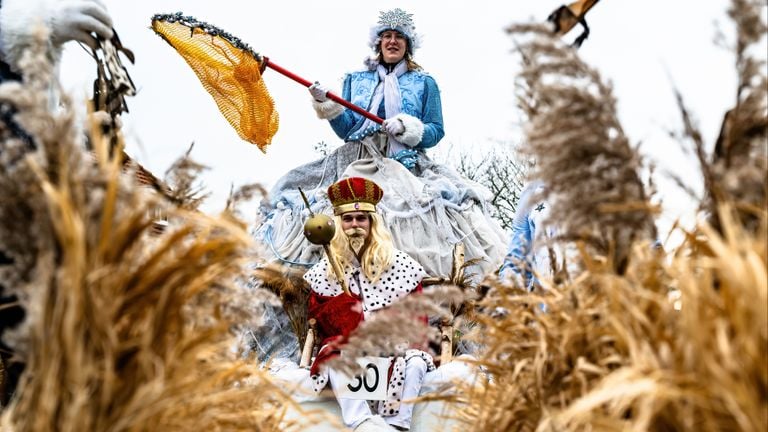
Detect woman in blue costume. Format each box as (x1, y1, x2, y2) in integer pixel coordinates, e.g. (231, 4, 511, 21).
(259, 8, 506, 279)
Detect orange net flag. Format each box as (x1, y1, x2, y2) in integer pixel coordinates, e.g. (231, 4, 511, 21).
(151, 13, 278, 152)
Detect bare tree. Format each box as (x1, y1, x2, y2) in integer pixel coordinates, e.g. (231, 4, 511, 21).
(314, 137, 529, 231)
(450, 143, 529, 231)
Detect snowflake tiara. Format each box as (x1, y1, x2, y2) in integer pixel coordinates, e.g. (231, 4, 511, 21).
(377, 8, 414, 30)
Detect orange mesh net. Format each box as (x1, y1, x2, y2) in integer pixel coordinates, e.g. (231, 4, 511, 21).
(151, 15, 278, 152)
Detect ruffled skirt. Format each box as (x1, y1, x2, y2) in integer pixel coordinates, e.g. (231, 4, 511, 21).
(257, 136, 507, 278)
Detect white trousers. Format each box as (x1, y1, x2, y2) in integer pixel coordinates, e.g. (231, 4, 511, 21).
(329, 357, 428, 430)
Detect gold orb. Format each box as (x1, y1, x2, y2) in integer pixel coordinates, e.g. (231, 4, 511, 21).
(303, 214, 336, 245)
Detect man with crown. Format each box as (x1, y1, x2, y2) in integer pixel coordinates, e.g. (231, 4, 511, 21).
(303, 176, 434, 432)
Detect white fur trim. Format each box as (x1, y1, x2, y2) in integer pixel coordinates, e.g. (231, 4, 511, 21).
(393, 113, 424, 147)
(311, 97, 344, 120)
(0, 0, 59, 70)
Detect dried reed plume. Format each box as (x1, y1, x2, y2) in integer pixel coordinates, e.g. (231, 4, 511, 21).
(162, 143, 210, 210)
(0, 29, 299, 431)
(454, 205, 766, 431)
(694, 0, 766, 234)
(249, 263, 311, 351)
(509, 23, 657, 275)
(449, 2, 767, 431)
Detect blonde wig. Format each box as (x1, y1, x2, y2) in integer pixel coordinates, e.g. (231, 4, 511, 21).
(329, 212, 394, 284)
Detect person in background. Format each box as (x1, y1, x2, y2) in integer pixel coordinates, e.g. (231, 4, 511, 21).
(498, 181, 567, 291)
(304, 176, 433, 432)
(0, 0, 114, 406)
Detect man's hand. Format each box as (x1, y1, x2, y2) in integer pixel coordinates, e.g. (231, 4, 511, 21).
(49, 0, 113, 49)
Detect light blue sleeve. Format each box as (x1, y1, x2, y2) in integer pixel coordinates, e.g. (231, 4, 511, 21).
(328, 74, 363, 139)
(498, 184, 537, 282)
(416, 75, 444, 149)
(499, 209, 533, 281)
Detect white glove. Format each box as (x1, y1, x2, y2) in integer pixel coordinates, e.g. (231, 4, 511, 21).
(388, 113, 424, 147)
(49, 0, 114, 49)
(308, 82, 329, 102)
(383, 118, 405, 136)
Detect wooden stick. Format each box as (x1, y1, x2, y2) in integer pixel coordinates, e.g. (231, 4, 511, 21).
(264, 58, 384, 124)
(421, 276, 448, 286)
(440, 320, 453, 365)
(323, 244, 350, 296)
(300, 318, 317, 368)
(450, 242, 466, 285)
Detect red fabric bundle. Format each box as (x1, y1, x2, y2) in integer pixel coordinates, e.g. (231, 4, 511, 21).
(308, 291, 364, 375)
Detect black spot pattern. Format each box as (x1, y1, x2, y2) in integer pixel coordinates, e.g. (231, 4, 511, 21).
(304, 251, 431, 399)
(310, 373, 328, 393)
(303, 250, 427, 315)
(377, 350, 436, 417)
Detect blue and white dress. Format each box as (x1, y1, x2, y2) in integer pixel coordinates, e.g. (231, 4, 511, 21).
(499, 181, 579, 290)
(257, 60, 506, 279)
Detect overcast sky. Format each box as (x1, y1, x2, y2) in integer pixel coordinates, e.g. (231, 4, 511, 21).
(58, 1, 756, 242)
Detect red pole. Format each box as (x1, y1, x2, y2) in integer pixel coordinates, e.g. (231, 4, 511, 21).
(263, 58, 384, 124)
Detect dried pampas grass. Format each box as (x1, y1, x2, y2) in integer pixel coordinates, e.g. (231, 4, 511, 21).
(699, 0, 766, 234)
(1, 2, 765, 431)
(509, 23, 657, 275)
(0, 28, 298, 431)
(453, 206, 766, 432)
(449, 1, 767, 431)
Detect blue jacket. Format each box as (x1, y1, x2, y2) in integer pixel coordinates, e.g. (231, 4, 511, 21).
(499, 182, 547, 289)
(329, 69, 445, 149)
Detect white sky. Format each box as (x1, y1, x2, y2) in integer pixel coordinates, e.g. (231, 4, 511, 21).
(59, 0, 754, 242)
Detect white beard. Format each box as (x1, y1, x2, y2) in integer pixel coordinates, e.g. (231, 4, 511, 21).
(348, 236, 365, 254)
(345, 228, 367, 255)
